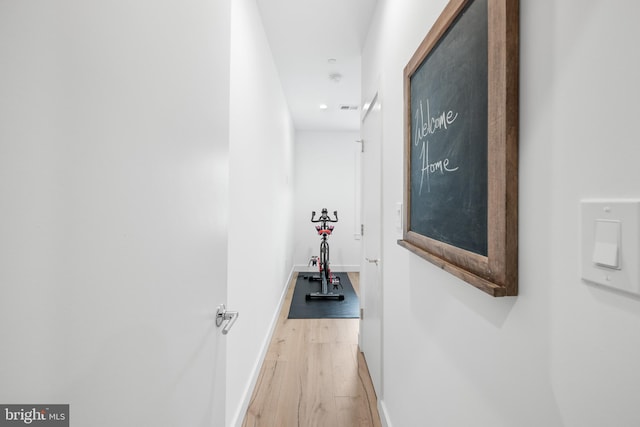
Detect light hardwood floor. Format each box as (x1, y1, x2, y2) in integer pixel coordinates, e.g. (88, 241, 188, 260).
(242, 272, 382, 427)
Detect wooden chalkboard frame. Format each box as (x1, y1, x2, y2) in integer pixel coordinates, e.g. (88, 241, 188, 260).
(398, 0, 519, 297)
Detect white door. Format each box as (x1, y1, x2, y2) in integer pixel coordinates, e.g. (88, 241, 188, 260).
(0, 1, 230, 425)
(360, 92, 384, 395)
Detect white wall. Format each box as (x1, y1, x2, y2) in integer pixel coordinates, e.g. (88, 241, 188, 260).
(364, 1, 640, 426)
(293, 131, 362, 272)
(0, 1, 231, 426)
(228, 0, 296, 425)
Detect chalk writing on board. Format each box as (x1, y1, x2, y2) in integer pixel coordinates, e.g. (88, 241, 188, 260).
(414, 99, 460, 194)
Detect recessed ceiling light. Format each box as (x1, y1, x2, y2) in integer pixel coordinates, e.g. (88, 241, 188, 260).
(328, 72, 342, 83)
(319, 104, 328, 110)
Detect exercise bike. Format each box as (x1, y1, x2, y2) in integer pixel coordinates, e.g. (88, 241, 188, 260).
(306, 208, 344, 301)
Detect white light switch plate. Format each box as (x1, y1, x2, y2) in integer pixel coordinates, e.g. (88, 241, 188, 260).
(581, 199, 640, 295)
(395, 202, 403, 236)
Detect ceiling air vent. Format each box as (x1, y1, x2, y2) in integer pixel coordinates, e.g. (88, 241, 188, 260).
(339, 104, 359, 111)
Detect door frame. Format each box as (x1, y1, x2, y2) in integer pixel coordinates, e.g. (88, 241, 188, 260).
(359, 89, 384, 397)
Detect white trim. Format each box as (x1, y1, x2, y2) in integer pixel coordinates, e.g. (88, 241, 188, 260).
(293, 263, 361, 272)
(354, 140, 362, 240)
(379, 399, 393, 427)
(229, 267, 295, 427)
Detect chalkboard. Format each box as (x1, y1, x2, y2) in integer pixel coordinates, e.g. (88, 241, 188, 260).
(409, 0, 488, 256)
(399, 0, 520, 297)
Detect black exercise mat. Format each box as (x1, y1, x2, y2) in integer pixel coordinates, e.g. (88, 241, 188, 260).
(288, 272, 359, 319)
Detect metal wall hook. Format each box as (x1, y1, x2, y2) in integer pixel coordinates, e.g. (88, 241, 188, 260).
(216, 304, 239, 335)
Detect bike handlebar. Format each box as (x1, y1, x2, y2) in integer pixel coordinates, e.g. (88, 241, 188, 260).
(311, 208, 338, 223)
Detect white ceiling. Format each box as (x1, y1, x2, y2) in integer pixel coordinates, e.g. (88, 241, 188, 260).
(255, 0, 378, 131)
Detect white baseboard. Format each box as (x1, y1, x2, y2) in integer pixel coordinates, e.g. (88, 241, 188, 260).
(229, 267, 294, 427)
(379, 399, 393, 427)
(293, 263, 360, 273)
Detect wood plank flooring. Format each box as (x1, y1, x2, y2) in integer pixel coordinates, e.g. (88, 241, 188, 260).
(242, 272, 382, 427)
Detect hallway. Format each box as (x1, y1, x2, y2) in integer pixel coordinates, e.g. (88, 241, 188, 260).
(242, 273, 382, 427)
